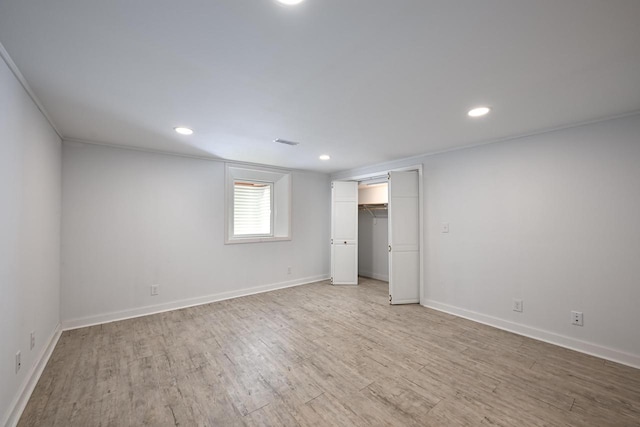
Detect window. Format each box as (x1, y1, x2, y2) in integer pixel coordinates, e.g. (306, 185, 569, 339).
(225, 164, 292, 244)
(233, 181, 273, 237)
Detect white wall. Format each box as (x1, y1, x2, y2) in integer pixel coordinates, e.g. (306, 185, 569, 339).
(0, 55, 61, 424)
(334, 114, 640, 367)
(61, 143, 330, 326)
(358, 184, 388, 205)
(358, 211, 388, 281)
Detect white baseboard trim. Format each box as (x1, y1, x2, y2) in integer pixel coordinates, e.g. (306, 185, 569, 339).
(3, 323, 62, 427)
(62, 274, 330, 331)
(359, 271, 389, 282)
(422, 299, 640, 369)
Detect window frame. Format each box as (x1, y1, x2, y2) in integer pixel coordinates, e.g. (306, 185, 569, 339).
(225, 163, 292, 244)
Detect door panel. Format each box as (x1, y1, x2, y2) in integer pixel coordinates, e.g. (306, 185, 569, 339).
(333, 202, 357, 241)
(331, 181, 358, 285)
(332, 244, 358, 285)
(390, 197, 419, 250)
(388, 171, 420, 304)
(389, 251, 420, 304)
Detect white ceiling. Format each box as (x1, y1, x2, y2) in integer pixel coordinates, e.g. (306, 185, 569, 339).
(1, 0, 639, 172)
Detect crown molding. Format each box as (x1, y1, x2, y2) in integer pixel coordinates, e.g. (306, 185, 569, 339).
(0, 41, 63, 140)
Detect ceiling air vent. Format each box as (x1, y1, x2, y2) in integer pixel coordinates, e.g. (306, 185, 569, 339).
(274, 138, 300, 146)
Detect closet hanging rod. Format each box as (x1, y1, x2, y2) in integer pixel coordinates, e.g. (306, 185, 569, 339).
(358, 203, 388, 209)
(358, 203, 388, 218)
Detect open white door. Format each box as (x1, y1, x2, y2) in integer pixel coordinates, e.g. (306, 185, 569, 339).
(388, 171, 420, 304)
(331, 181, 358, 285)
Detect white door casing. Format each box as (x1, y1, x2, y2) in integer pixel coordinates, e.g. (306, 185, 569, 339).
(388, 171, 420, 304)
(331, 181, 358, 285)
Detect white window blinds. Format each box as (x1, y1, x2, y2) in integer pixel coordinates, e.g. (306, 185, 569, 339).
(233, 181, 272, 236)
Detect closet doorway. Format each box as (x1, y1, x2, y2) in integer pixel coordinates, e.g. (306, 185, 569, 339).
(358, 180, 389, 283)
(330, 168, 422, 304)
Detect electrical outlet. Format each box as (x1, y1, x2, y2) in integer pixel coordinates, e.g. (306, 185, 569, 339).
(287, 266, 292, 275)
(571, 311, 583, 326)
(150, 284, 159, 296)
(441, 223, 450, 233)
(30, 331, 35, 350)
(512, 299, 523, 312)
(15, 351, 21, 373)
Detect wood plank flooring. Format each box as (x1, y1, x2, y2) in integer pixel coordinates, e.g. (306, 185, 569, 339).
(19, 278, 640, 426)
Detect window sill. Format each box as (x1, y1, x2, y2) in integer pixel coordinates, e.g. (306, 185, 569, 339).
(225, 236, 292, 245)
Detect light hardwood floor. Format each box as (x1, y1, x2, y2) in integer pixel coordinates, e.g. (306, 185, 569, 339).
(19, 278, 640, 426)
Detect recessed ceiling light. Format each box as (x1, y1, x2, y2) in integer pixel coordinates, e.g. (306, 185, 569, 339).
(319, 154, 330, 161)
(468, 107, 491, 117)
(174, 127, 193, 135)
(276, 0, 304, 5)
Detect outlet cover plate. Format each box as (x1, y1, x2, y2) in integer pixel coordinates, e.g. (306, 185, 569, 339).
(571, 311, 584, 326)
(512, 299, 523, 312)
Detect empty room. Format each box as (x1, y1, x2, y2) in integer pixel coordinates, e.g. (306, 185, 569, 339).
(2, 0, 640, 426)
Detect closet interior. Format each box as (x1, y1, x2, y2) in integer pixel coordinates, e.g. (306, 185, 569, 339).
(358, 181, 389, 282)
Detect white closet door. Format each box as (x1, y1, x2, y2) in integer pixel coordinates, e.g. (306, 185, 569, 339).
(331, 181, 358, 285)
(388, 171, 420, 304)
